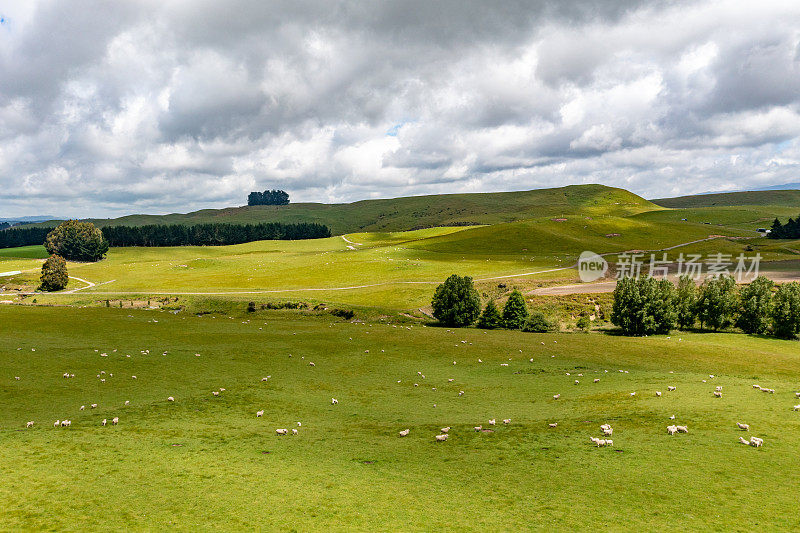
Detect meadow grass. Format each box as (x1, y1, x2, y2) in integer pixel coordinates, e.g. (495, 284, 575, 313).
(1, 305, 800, 530)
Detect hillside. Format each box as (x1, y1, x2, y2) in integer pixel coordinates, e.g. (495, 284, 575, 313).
(30, 184, 658, 235)
(652, 189, 800, 209)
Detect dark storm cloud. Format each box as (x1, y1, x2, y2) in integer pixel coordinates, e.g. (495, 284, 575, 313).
(0, 0, 798, 217)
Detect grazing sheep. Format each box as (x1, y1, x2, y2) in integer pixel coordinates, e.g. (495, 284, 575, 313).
(331, 398, 338, 405)
(574, 380, 579, 385)
(435, 434, 448, 442)
(256, 410, 264, 417)
(54, 420, 60, 428)
(500, 363, 509, 367)
(736, 422, 750, 431)
(101, 419, 107, 426)
(167, 397, 175, 402)
(630, 392, 636, 396)
(548, 423, 558, 428)
(669, 415, 675, 420)
(14, 376, 20, 380)
(414, 383, 419, 387)
(667, 425, 678, 435)
(753, 384, 760, 389)
(750, 437, 763, 448)
(656, 391, 662, 397)
(502, 419, 511, 425)
(458, 391, 465, 396)
(795, 392, 800, 398)
(261, 377, 269, 382)
(715, 386, 723, 392)
(488, 419, 496, 425)
(676, 425, 688, 433)
(605, 439, 613, 447)
(26, 421, 34, 428)
(440, 427, 450, 433)
(219, 388, 226, 392)
(714, 391, 722, 398)
(91, 403, 98, 409)
(212, 391, 220, 396)
(793, 405, 800, 411)
(61, 420, 71, 427)
(667, 386, 676, 392)
(291, 429, 298, 435)
(80, 405, 85, 411)
(448, 378, 454, 382)
(132, 376, 136, 379)
(276, 429, 288, 435)
(112, 417, 119, 425)
(474, 426, 482, 431)
(594, 378, 600, 383)
(124, 400, 130, 406)
(602, 427, 613, 436)
(739, 436, 749, 445)
(399, 429, 410, 437)
(553, 394, 561, 400)
(309, 362, 315, 367)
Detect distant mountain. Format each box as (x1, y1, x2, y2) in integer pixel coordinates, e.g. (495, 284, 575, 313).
(652, 189, 800, 208)
(753, 182, 800, 191)
(0, 216, 58, 223)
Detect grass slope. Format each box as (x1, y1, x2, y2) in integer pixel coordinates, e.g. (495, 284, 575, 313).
(30, 184, 659, 235)
(652, 189, 800, 209)
(2, 306, 800, 530)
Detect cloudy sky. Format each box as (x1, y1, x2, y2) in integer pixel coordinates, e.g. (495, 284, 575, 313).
(1, 1, 799, 217)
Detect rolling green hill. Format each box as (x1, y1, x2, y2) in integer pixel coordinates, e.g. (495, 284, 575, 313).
(31, 184, 658, 235)
(652, 189, 800, 209)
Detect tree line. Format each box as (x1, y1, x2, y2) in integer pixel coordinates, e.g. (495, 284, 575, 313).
(612, 275, 800, 339)
(101, 222, 330, 247)
(247, 189, 290, 206)
(0, 226, 54, 249)
(768, 216, 800, 239)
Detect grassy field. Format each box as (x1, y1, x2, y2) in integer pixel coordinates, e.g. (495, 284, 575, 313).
(2, 305, 800, 530)
(652, 189, 800, 209)
(23, 184, 658, 234)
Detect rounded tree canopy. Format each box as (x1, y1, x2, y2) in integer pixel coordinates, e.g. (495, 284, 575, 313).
(45, 220, 109, 262)
(40, 254, 68, 292)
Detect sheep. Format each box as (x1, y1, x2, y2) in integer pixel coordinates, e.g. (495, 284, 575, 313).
(793, 405, 800, 411)
(553, 394, 561, 400)
(594, 378, 600, 383)
(602, 427, 613, 436)
(257, 410, 264, 417)
(676, 425, 688, 433)
(80, 405, 85, 411)
(291, 429, 298, 435)
(440, 427, 450, 433)
(669, 415, 675, 420)
(656, 391, 662, 397)
(739, 437, 749, 445)
(61, 420, 71, 427)
(795, 392, 800, 398)
(261, 377, 269, 382)
(715, 386, 723, 392)
(219, 388, 226, 392)
(630, 392, 636, 397)
(488, 419, 496, 426)
(276, 429, 288, 435)
(594, 438, 607, 447)
(167, 397, 175, 402)
(132, 376, 137, 379)
(112, 417, 119, 425)
(500, 363, 509, 367)
(309, 362, 315, 367)
(736, 422, 750, 431)
(548, 423, 558, 428)
(91, 403, 98, 409)
(458, 391, 465, 396)
(101, 419, 107, 426)
(448, 378, 454, 382)
(26, 421, 34, 428)
(574, 380, 580, 385)
(667, 386, 676, 392)
(212, 391, 220, 396)
(54, 420, 60, 428)
(331, 398, 338, 405)
(435, 434, 448, 442)
(753, 384, 761, 389)
(14, 376, 20, 380)
(124, 400, 130, 406)
(399, 429, 410, 437)
(667, 425, 678, 435)
(714, 391, 722, 398)
(474, 426, 482, 431)
(605, 439, 613, 447)
(750, 437, 763, 448)
(502, 419, 511, 425)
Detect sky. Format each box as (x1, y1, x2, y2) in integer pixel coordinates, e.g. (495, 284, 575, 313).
(1, 1, 799, 218)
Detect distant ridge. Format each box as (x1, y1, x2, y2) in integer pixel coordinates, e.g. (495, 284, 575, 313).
(22, 184, 658, 235)
(652, 189, 800, 208)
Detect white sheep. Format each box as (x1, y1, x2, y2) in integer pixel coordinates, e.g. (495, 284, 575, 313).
(112, 417, 119, 425)
(594, 378, 600, 383)
(548, 423, 558, 428)
(753, 384, 761, 389)
(101, 419, 107, 426)
(676, 425, 688, 433)
(602, 427, 613, 436)
(714, 391, 722, 398)
(574, 380, 579, 385)
(435, 434, 448, 442)
(630, 392, 636, 397)
(80, 405, 85, 411)
(261, 377, 269, 382)
(736, 422, 749, 431)
(167, 397, 175, 402)
(458, 391, 465, 396)
(257, 410, 264, 417)
(502, 419, 511, 425)
(655, 391, 662, 397)
(739, 436, 749, 445)
(667, 425, 678, 435)
(212, 391, 220, 396)
(440, 427, 450, 433)
(26, 421, 34, 428)
(91, 403, 98, 409)
(488, 419, 496, 425)
(276, 428, 288, 435)
(667, 386, 676, 392)
(793, 405, 800, 411)
(553, 394, 561, 400)
(124, 400, 130, 406)
(399, 429, 410, 437)
(715, 386, 723, 392)
(331, 398, 338, 405)
(795, 392, 800, 398)
(605, 439, 613, 447)
(309, 362, 315, 367)
(474, 426, 482, 432)
(750, 437, 763, 448)
(292, 429, 298, 435)
(54, 420, 60, 428)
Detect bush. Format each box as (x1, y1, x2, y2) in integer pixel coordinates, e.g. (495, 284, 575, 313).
(736, 276, 774, 334)
(247, 301, 256, 313)
(39, 255, 68, 291)
(772, 282, 800, 339)
(576, 316, 591, 331)
(330, 308, 355, 320)
(502, 290, 529, 329)
(522, 311, 557, 333)
(611, 276, 676, 336)
(45, 220, 108, 262)
(476, 301, 502, 329)
(431, 274, 481, 327)
(675, 275, 698, 330)
(696, 275, 738, 331)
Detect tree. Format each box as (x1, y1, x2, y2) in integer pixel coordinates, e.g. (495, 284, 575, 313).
(502, 290, 529, 329)
(431, 274, 481, 327)
(696, 275, 738, 331)
(45, 220, 109, 262)
(736, 276, 774, 334)
(476, 300, 502, 329)
(39, 255, 68, 291)
(772, 282, 800, 339)
(611, 276, 676, 335)
(247, 189, 290, 206)
(675, 275, 698, 330)
(522, 311, 557, 332)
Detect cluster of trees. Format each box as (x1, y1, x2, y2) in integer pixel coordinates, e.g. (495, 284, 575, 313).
(102, 222, 330, 247)
(0, 226, 54, 249)
(768, 216, 800, 239)
(0, 222, 10, 230)
(431, 275, 556, 332)
(247, 190, 290, 206)
(39, 255, 68, 291)
(612, 275, 800, 339)
(45, 221, 109, 262)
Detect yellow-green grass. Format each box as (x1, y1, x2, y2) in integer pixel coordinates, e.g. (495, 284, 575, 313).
(2, 305, 800, 530)
(652, 189, 800, 209)
(632, 206, 799, 231)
